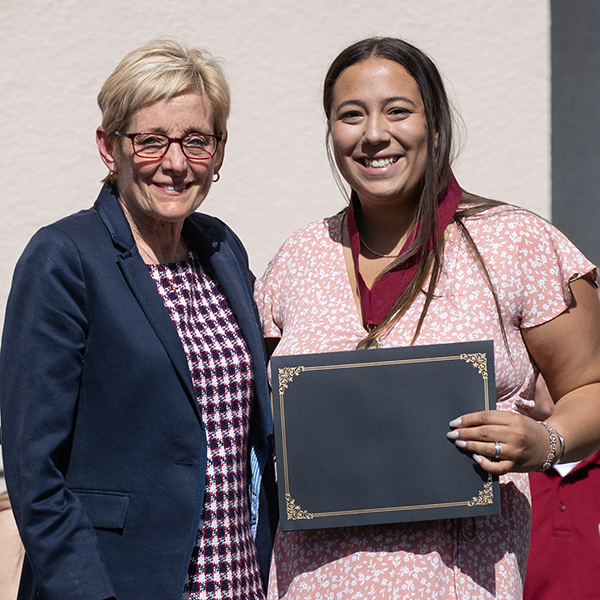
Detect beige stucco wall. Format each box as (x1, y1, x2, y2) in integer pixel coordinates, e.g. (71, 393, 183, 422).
(0, 0, 550, 326)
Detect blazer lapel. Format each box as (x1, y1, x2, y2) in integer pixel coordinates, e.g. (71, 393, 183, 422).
(184, 217, 271, 436)
(94, 187, 197, 412)
(183, 218, 261, 355)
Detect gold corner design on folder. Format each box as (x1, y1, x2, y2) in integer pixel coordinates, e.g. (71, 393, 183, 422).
(286, 494, 314, 520)
(278, 366, 305, 396)
(460, 353, 488, 380)
(467, 476, 494, 506)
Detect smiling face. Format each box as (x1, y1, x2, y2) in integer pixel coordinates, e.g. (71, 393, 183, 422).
(329, 57, 429, 213)
(97, 91, 222, 230)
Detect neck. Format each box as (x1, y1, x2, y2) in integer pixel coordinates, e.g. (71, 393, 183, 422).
(136, 232, 188, 265)
(355, 197, 418, 258)
(121, 203, 188, 265)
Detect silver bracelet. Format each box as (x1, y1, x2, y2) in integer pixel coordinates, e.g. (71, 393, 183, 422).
(537, 421, 564, 471)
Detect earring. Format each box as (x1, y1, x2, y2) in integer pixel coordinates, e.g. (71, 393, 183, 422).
(212, 172, 220, 183)
(109, 171, 118, 182)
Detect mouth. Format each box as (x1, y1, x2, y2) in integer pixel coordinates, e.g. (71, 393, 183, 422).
(154, 182, 191, 193)
(361, 156, 400, 169)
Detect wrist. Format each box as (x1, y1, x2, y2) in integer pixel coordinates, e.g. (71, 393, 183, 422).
(537, 420, 565, 471)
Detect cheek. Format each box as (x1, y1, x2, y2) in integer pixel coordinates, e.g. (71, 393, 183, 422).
(191, 161, 214, 184)
(114, 152, 149, 186)
(125, 166, 149, 190)
(333, 144, 354, 181)
(331, 130, 357, 176)
(409, 120, 429, 153)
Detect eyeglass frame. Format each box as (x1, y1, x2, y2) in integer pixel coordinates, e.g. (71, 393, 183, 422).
(114, 131, 223, 161)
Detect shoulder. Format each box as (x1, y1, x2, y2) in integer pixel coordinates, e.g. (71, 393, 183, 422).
(17, 207, 106, 272)
(458, 204, 575, 250)
(33, 206, 103, 242)
(187, 211, 231, 235)
(256, 214, 343, 294)
(460, 203, 546, 228)
(186, 212, 249, 262)
(273, 213, 344, 255)
(455, 203, 596, 300)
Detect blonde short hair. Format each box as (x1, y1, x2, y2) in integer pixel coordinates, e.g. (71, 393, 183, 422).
(98, 38, 230, 140)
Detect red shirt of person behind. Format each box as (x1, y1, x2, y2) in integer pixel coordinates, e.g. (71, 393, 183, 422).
(524, 447, 600, 599)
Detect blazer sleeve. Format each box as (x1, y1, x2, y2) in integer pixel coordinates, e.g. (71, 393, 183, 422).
(0, 226, 115, 600)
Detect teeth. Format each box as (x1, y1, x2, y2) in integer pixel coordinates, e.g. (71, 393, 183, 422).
(160, 184, 187, 192)
(365, 157, 396, 168)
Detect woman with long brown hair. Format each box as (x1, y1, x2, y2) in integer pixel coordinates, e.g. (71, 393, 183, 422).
(255, 37, 600, 599)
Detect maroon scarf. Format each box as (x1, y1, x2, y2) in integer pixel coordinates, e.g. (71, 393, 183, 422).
(347, 174, 462, 327)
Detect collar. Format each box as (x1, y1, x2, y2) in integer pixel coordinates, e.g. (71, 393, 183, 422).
(347, 173, 462, 327)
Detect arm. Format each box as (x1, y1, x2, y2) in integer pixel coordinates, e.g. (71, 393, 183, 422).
(447, 275, 600, 474)
(528, 375, 554, 421)
(0, 227, 115, 599)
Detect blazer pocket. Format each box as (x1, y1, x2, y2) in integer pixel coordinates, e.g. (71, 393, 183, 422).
(73, 489, 130, 530)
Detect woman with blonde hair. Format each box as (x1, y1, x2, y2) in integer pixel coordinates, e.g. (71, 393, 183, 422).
(1, 39, 276, 600)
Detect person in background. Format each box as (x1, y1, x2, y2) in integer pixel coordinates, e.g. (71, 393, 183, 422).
(524, 367, 600, 599)
(254, 36, 600, 599)
(0, 490, 24, 600)
(0, 39, 276, 600)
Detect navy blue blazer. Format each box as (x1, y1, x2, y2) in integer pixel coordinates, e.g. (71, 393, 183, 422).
(0, 186, 277, 600)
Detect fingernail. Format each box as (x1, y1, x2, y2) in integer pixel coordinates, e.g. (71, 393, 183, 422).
(449, 418, 462, 428)
(473, 454, 483, 464)
(446, 430, 459, 440)
(455, 440, 467, 449)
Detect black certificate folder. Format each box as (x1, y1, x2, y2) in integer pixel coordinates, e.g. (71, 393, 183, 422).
(271, 340, 499, 531)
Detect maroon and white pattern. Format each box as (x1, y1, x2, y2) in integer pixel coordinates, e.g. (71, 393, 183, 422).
(149, 251, 264, 600)
(255, 206, 595, 600)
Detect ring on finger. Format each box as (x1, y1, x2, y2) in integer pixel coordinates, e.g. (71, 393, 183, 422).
(494, 441, 501, 458)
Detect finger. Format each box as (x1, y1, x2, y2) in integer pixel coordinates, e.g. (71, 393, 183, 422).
(447, 423, 505, 445)
(449, 410, 511, 429)
(473, 453, 513, 475)
(451, 437, 506, 460)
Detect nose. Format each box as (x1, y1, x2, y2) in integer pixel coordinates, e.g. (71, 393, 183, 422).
(363, 113, 390, 146)
(161, 139, 188, 173)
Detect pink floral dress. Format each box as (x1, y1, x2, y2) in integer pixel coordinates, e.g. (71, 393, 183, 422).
(254, 205, 595, 600)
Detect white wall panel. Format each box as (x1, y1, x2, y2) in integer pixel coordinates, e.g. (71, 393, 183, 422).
(0, 0, 550, 324)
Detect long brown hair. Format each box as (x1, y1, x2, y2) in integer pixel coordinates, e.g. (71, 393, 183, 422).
(324, 37, 507, 349)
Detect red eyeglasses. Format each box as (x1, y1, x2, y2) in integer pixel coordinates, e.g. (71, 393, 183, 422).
(115, 131, 222, 160)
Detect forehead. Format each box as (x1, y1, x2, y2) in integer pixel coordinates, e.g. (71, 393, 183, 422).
(128, 91, 213, 132)
(332, 58, 423, 107)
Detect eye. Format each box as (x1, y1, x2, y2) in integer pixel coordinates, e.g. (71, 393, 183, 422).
(388, 107, 410, 118)
(135, 134, 166, 147)
(339, 110, 363, 122)
(185, 134, 210, 147)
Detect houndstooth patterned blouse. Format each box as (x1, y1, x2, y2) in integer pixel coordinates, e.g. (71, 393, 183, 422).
(149, 250, 265, 600)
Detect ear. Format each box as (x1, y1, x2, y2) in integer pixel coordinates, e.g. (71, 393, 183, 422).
(96, 126, 117, 171)
(213, 131, 227, 175)
(434, 130, 440, 150)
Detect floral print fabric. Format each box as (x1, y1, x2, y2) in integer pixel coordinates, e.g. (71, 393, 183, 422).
(254, 206, 595, 600)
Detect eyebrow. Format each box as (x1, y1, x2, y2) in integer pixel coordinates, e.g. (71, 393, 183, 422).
(138, 127, 211, 136)
(335, 95, 418, 113)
